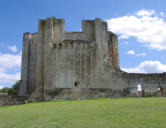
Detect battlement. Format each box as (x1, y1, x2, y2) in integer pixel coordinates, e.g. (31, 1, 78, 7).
(38, 17, 107, 42)
(22, 17, 120, 70)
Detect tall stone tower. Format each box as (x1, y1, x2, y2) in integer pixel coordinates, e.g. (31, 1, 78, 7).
(19, 17, 166, 100)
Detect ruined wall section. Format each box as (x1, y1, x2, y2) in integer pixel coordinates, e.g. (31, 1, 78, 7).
(19, 33, 37, 96)
(27, 33, 37, 94)
(126, 72, 166, 95)
(111, 69, 166, 96)
(108, 32, 120, 69)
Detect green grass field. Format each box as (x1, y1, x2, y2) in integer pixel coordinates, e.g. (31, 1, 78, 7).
(0, 97, 166, 128)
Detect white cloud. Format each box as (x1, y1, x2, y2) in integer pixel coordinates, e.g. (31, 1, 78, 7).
(126, 50, 135, 55)
(0, 52, 21, 70)
(122, 60, 166, 73)
(0, 52, 21, 86)
(0, 86, 4, 89)
(106, 9, 166, 50)
(8, 45, 17, 52)
(119, 35, 129, 39)
(136, 10, 155, 16)
(0, 72, 20, 83)
(126, 50, 146, 56)
(160, 12, 166, 17)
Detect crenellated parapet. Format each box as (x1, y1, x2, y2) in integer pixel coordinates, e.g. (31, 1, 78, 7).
(38, 17, 105, 42)
(36, 17, 119, 68)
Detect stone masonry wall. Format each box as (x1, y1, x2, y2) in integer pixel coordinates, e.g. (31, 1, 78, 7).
(19, 33, 37, 96)
(19, 17, 166, 100)
(0, 93, 28, 106)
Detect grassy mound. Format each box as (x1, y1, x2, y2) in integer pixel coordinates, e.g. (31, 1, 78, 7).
(0, 97, 166, 128)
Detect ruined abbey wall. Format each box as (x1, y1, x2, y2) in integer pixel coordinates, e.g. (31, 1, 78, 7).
(19, 17, 166, 100)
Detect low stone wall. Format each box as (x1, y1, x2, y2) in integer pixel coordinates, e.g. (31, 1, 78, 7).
(1, 87, 166, 105)
(44, 88, 165, 100)
(0, 93, 28, 106)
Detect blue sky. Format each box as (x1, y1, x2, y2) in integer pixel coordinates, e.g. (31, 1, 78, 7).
(0, 0, 166, 88)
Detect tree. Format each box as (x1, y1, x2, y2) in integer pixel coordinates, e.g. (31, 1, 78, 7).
(0, 87, 9, 93)
(8, 80, 21, 96)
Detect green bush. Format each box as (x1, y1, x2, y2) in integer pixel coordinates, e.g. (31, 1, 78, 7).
(8, 80, 21, 96)
(0, 87, 9, 93)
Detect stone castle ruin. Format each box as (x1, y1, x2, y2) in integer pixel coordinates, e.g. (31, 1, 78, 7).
(19, 17, 166, 100)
